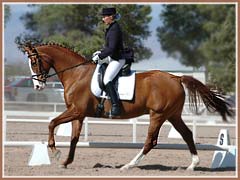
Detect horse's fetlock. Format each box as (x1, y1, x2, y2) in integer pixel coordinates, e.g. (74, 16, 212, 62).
(48, 142, 55, 148)
(143, 144, 153, 154)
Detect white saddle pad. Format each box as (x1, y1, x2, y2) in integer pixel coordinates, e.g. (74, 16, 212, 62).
(91, 65, 135, 100)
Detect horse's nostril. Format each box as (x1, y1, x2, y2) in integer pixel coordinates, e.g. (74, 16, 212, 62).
(36, 85, 40, 89)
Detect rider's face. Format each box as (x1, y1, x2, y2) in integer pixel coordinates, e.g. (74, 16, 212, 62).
(102, 15, 113, 25)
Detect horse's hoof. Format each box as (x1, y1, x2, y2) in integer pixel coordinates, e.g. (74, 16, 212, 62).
(186, 163, 199, 171)
(186, 155, 199, 171)
(54, 149, 61, 160)
(120, 164, 131, 171)
(186, 166, 194, 171)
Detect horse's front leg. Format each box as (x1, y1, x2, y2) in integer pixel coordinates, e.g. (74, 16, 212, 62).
(48, 107, 79, 155)
(60, 119, 84, 168)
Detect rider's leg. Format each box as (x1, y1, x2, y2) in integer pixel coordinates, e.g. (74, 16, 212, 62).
(104, 59, 125, 116)
(103, 59, 126, 84)
(105, 81, 121, 116)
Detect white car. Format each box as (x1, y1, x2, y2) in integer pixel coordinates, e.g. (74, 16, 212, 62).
(5, 78, 64, 102)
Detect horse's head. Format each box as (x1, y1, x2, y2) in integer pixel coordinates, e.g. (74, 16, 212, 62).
(24, 44, 52, 90)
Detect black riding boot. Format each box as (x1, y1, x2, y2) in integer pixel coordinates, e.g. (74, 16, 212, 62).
(105, 81, 121, 117)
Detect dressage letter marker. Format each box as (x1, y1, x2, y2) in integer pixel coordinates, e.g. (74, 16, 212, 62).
(28, 142, 51, 166)
(211, 129, 236, 169)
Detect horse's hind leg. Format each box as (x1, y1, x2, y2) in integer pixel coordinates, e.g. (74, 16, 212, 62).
(168, 115, 200, 170)
(121, 111, 164, 170)
(60, 119, 83, 168)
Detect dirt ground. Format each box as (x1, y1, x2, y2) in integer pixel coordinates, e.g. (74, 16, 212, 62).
(4, 119, 237, 178)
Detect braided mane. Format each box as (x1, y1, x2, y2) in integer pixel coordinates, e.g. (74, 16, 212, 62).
(16, 36, 80, 56)
(37, 42, 81, 56)
(34, 42, 91, 61)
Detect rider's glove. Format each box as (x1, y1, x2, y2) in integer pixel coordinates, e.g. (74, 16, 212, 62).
(92, 54, 100, 63)
(92, 51, 101, 63)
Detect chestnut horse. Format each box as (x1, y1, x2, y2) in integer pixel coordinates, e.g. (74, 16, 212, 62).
(23, 43, 232, 170)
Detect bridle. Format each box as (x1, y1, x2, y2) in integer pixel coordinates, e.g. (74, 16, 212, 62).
(27, 48, 92, 83)
(28, 50, 49, 83)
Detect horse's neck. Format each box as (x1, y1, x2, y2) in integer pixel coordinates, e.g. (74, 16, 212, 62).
(39, 46, 92, 86)
(45, 46, 85, 69)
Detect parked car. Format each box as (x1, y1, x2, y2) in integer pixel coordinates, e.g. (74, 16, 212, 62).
(4, 78, 64, 102)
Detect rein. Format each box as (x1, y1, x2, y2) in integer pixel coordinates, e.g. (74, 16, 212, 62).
(45, 60, 92, 78)
(28, 51, 93, 82)
(31, 60, 92, 82)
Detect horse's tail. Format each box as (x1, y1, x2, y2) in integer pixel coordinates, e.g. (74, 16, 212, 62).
(180, 75, 233, 121)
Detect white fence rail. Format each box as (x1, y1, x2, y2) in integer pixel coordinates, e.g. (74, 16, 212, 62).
(4, 110, 235, 143)
(4, 100, 208, 115)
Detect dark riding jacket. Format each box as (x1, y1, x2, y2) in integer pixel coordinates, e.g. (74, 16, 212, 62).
(98, 21, 124, 61)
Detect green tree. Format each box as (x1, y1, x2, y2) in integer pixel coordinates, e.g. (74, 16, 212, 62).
(156, 4, 235, 93)
(4, 5, 11, 28)
(19, 4, 152, 61)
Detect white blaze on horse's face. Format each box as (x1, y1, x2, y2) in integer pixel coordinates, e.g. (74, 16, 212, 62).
(28, 58, 46, 90)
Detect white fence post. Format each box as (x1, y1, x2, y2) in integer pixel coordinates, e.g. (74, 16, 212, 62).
(131, 118, 137, 143)
(193, 118, 197, 142)
(84, 117, 88, 141)
(53, 103, 57, 112)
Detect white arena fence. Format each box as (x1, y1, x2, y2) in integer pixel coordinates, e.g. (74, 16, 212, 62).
(4, 108, 235, 144)
(4, 100, 209, 114)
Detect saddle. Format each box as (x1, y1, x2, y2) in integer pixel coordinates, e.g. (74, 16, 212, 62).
(91, 62, 135, 117)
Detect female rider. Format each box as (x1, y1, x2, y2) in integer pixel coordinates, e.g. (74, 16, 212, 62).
(92, 7, 125, 117)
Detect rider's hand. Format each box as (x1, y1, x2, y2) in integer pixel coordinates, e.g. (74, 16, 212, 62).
(92, 54, 100, 63)
(92, 51, 101, 63)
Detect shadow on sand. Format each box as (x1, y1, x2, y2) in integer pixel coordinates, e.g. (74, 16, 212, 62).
(93, 163, 235, 172)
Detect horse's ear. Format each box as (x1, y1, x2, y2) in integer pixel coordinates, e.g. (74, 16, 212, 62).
(22, 43, 35, 55)
(23, 46, 30, 53)
(15, 36, 33, 54)
(24, 42, 34, 52)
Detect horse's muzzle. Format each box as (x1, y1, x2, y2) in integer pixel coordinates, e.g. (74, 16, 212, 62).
(34, 83, 45, 91)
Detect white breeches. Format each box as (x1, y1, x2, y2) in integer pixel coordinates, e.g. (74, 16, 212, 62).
(103, 59, 125, 85)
